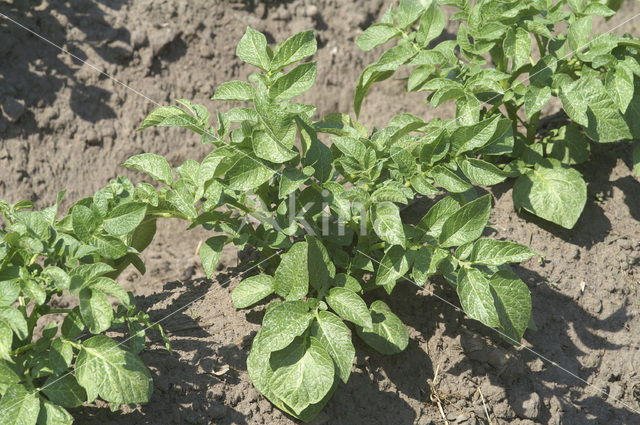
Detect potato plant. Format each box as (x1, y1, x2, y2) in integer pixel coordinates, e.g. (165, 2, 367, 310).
(355, 0, 640, 229)
(132, 28, 538, 421)
(0, 178, 181, 424)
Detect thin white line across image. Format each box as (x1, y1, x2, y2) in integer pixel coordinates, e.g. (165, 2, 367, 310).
(1, 6, 640, 419)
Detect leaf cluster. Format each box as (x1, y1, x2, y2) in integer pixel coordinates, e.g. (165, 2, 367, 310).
(133, 27, 538, 421)
(356, 0, 640, 229)
(0, 179, 173, 424)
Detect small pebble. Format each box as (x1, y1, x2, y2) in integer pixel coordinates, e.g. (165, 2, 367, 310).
(618, 238, 632, 250)
(455, 412, 470, 422)
(305, 5, 319, 17)
(150, 27, 178, 56)
(446, 411, 459, 421)
(141, 48, 154, 69)
(608, 383, 624, 401)
(183, 266, 196, 280)
(131, 28, 148, 48)
(85, 129, 101, 146)
(416, 417, 434, 425)
(199, 42, 215, 58)
(258, 399, 272, 413)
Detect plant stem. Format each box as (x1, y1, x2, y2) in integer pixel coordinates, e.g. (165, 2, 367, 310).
(65, 339, 84, 349)
(400, 28, 421, 52)
(505, 102, 520, 139)
(527, 112, 540, 144)
(146, 211, 188, 220)
(45, 308, 73, 315)
(534, 34, 545, 56)
(486, 100, 506, 116)
(26, 305, 40, 343)
(11, 343, 37, 356)
(366, 241, 386, 253)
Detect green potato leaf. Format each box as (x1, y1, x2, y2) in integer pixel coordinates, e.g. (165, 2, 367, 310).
(0, 307, 27, 341)
(503, 27, 529, 71)
(356, 24, 400, 51)
(568, 16, 591, 52)
(374, 245, 411, 294)
(41, 375, 86, 408)
(49, 339, 73, 376)
(306, 235, 336, 294)
(457, 267, 500, 328)
(271, 30, 317, 72)
(459, 158, 510, 186)
(489, 270, 532, 344)
(268, 336, 335, 415)
(225, 156, 275, 191)
(213, 81, 256, 102)
(311, 311, 355, 384)
(559, 75, 631, 143)
(79, 288, 113, 334)
(137, 105, 204, 134)
(274, 242, 309, 300)
(102, 202, 147, 236)
(37, 399, 73, 425)
(0, 383, 40, 425)
(547, 124, 590, 165)
(412, 245, 449, 285)
(278, 168, 308, 199)
(372, 202, 406, 248)
(416, 1, 446, 47)
(356, 300, 408, 355)
(232, 275, 274, 309)
(236, 27, 272, 71)
(326, 287, 372, 328)
(396, 0, 424, 29)
(255, 301, 312, 353)
(513, 160, 587, 229)
(438, 194, 491, 247)
(269, 62, 317, 101)
(71, 205, 100, 243)
(468, 239, 537, 265)
(199, 235, 227, 278)
(524, 86, 552, 120)
(416, 196, 459, 239)
(122, 153, 174, 186)
(76, 335, 152, 404)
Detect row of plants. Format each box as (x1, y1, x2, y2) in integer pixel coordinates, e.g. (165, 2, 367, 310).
(0, 182, 174, 424)
(1, 0, 639, 422)
(356, 0, 640, 229)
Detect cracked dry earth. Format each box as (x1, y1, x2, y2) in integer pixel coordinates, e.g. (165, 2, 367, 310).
(2, 0, 640, 424)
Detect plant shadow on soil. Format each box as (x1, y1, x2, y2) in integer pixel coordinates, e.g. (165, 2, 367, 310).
(382, 268, 636, 423)
(72, 256, 636, 424)
(70, 259, 427, 424)
(73, 138, 640, 424)
(0, 0, 131, 135)
(490, 141, 640, 250)
(509, 265, 634, 424)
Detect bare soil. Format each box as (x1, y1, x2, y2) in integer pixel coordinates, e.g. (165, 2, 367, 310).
(2, 1, 640, 424)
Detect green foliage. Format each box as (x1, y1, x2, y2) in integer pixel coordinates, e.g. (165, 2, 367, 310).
(0, 180, 173, 423)
(132, 27, 540, 422)
(355, 0, 640, 229)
